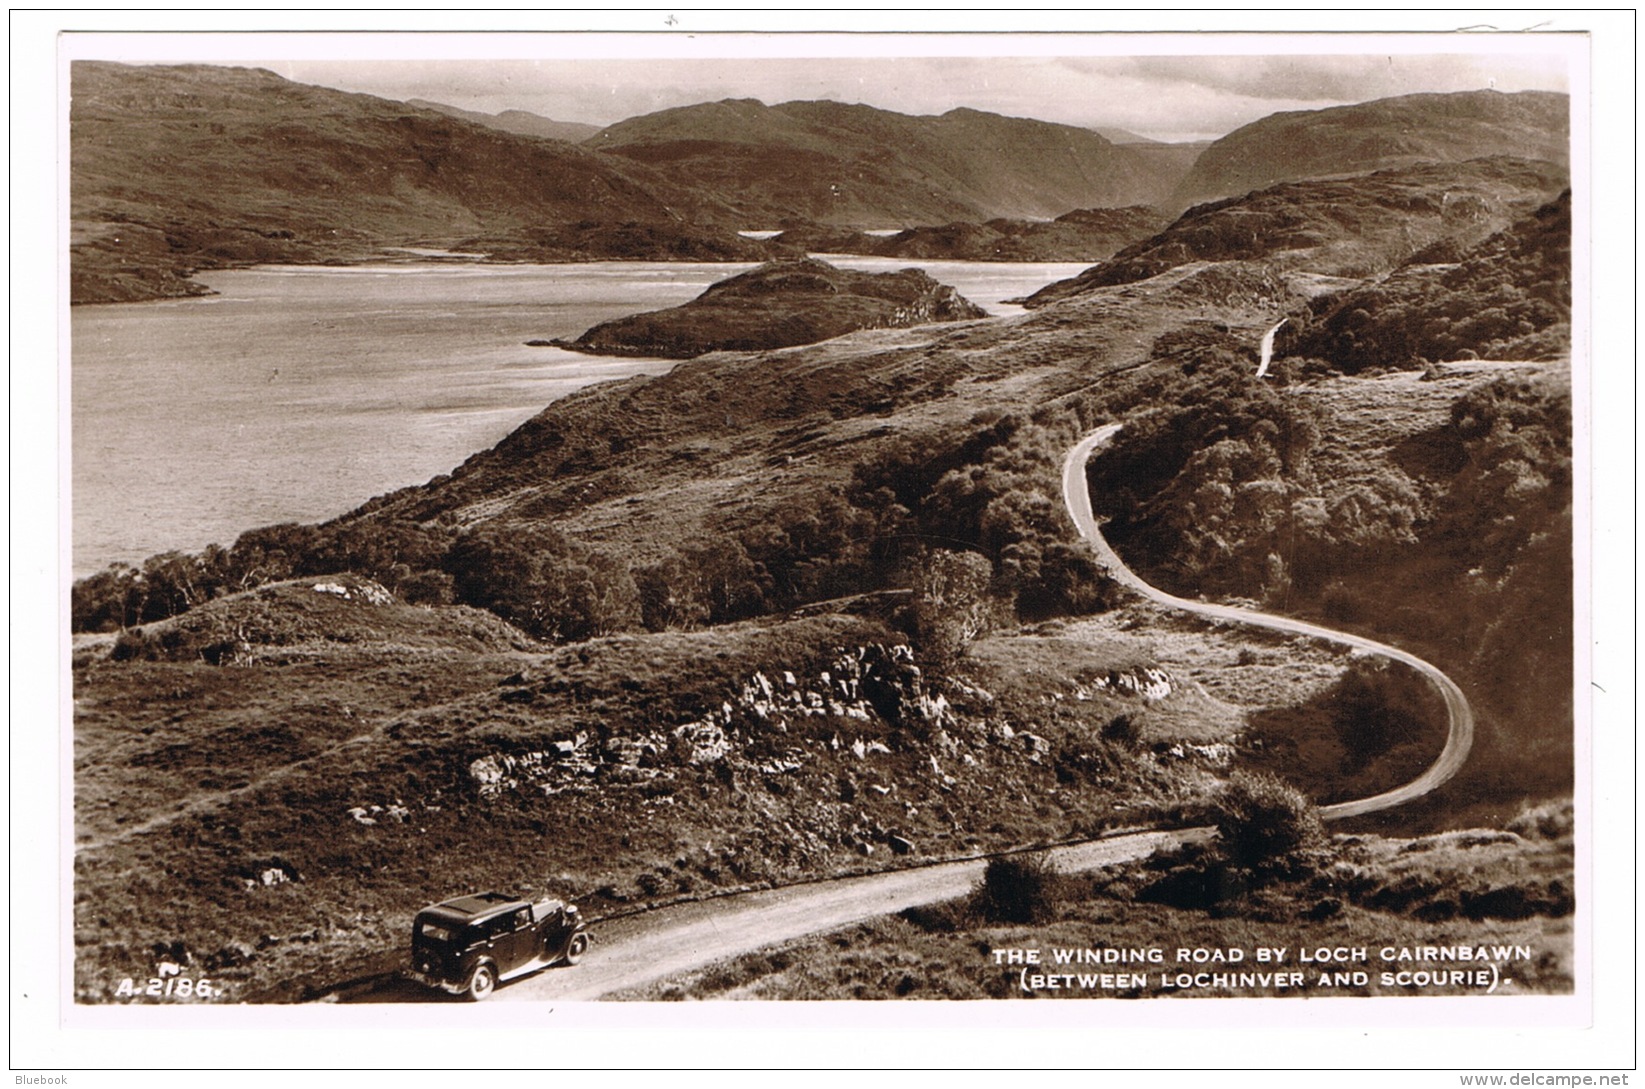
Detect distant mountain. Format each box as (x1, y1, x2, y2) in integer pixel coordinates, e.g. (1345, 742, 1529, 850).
(1171, 90, 1569, 209)
(70, 63, 749, 303)
(1090, 126, 1158, 145)
(1023, 156, 1568, 307)
(585, 99, 1192, 226)
(406, 98, 602, 143)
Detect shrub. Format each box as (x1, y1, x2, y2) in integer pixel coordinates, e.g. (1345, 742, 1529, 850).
(898, 548, 998, 672)
(109, 626, 153, 662)
(1328, 659, 1444, 769)
(1506, 799, 1575, 841)
(1101, 713, 1142, 746)
(1213, 770, 1323, 869)
(974, 853, 1059, 924)
(899, 900, 967, 933)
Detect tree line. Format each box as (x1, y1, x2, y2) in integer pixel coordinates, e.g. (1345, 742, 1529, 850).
(73, 406, 1121, 656)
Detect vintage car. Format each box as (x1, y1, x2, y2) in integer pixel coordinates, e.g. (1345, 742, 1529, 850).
(407, 890, 589, 1000)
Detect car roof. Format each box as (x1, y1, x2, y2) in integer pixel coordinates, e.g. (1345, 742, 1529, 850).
(423, 891, 526, 920)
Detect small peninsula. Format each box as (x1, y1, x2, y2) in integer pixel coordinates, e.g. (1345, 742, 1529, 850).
(551, 258, 988, 359)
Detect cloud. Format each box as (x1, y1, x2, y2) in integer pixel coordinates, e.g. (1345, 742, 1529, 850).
(1101, 53, 1567, 101)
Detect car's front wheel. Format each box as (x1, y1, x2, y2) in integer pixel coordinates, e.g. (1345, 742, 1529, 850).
(563, 932, 589, 965)
(465, 963, 497, 1001)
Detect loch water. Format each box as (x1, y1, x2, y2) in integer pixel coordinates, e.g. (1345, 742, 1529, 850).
(71, 257, 1089, 576)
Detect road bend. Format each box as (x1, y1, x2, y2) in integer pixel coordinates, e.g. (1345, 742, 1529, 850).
(363, 425, 1471, 1002)
(1063, 424, 1474, 820)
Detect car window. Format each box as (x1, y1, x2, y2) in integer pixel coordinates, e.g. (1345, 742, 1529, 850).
(418, 920, 456, 943)
(482, 910, 529, 938)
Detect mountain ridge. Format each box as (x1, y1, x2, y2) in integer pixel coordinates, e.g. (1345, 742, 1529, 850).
(586, 97, 1192, 225)
(406, 98, 602, 143)
(1171, 89, 1569, 209)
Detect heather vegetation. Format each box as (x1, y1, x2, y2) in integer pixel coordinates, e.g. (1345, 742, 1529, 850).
(1022, 157, 1567, 307)
(1292, 191, 1571, 370)
(1080, 350, 1568, 616)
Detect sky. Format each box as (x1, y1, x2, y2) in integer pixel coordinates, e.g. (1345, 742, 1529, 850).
(260, 50, 1572, 143)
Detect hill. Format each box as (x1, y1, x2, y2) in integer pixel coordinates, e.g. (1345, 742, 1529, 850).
(1287, 190, 1571, 370)
(774, 206, 1167, 262)
(585, 99, 1191, 226)
(69, 63, 751, 303)
(405, 98, 601, 143)
(553, 258, 987, 358)
(1021, 157, 1568, 307)
(1171, 89, 1569, 209)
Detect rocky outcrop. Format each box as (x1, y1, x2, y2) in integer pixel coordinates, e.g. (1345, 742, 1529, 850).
(464, 643, 959, 801)
(551, 258, 986, 359)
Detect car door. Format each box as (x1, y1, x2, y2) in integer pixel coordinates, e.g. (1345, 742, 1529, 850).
(491, 908, 536, 974)
(535, 905, 569, 957)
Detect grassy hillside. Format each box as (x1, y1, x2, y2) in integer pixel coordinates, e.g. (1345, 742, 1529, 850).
(79, 588, 1354, 1001)
(586, 99, 1189, 225)
(1172, 89, 1569, 209)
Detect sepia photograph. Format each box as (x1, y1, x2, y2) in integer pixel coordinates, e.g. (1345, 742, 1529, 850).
(12, 9, 1635, 1075)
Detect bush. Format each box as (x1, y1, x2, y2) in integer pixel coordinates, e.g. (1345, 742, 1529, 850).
(974, 853, 1059, 924)
(109, 627, 153, 662)
(1213, 770, 1323, 869)
(898, 548, 998, 672)
(1506, 799, 1575, 841)
(1101, 713, 1142, 745)
(1329, 659, 1444, 770)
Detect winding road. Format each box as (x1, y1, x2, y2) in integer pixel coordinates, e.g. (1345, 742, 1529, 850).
(1063, 424, 1473, 820)
(360, 423, 1473, 1001)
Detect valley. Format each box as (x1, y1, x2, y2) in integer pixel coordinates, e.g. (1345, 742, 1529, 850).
(69, 60, 1576, 1006)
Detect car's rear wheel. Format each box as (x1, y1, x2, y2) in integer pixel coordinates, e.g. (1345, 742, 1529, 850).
(465, 963, 497, 1001)
(564, 932, 589, 965)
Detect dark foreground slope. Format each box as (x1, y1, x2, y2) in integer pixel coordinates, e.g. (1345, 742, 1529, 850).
(1171, 89, 1569, 209)
(586, 99, 1189, 225)
(554, 258, 987, 358)
(70, 63, 754, 303)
